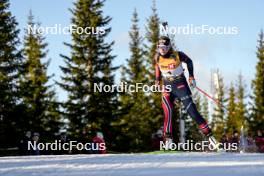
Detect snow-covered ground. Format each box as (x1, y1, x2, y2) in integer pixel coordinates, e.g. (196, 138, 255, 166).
(0, 152, 264, 176)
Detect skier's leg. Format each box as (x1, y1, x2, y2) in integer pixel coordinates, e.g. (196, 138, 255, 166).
(162, 91, 173, 138)
(161, 89, 175, 150)
(173, 78, 212, 136)
(172, 77, 221, 150)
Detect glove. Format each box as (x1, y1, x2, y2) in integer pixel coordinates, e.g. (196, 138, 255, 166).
(189, 77, 196, 88)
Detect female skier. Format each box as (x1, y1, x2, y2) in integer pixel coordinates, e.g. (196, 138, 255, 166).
(154, 36, 218, 150)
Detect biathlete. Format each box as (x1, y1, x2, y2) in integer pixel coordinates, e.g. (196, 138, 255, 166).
(154, 36, 218, 150)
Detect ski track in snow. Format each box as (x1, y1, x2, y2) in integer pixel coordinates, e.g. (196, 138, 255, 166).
(0, 152, 264, 176)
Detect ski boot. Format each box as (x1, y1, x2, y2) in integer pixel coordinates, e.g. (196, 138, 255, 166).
(199, 123, 224, 152)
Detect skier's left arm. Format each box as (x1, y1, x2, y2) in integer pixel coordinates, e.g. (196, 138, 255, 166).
(179, 51, 196, 88)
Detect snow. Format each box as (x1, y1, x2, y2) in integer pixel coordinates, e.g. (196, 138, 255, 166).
(0, 152, 264, 176)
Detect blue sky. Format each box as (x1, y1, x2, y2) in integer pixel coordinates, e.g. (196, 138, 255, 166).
(9, 0, 264, 102)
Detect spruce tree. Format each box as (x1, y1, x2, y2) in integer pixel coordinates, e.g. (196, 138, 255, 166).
(251, 30, 264, 131)
(0, 0, 22, 147)
(59, 0, 117, 144)
(144, 0, 163, 135)
(211, 72, 226, 139)
(235, 74, 247, 131)
(145, 0, 159, 70)
(19, 11, 61, 138)
(117, 9, 152, 152)
(226, 83, 237, 135)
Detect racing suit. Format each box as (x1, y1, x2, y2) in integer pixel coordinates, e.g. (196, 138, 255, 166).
(155, 50, 212, 139)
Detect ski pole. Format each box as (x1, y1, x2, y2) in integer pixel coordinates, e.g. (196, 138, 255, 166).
(195, 86, 230, 112)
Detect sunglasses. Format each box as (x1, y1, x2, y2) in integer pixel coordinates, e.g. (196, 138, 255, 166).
(157, 44, 170, 50)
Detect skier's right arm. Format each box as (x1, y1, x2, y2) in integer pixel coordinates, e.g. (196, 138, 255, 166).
(154, 53, 161, 85)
